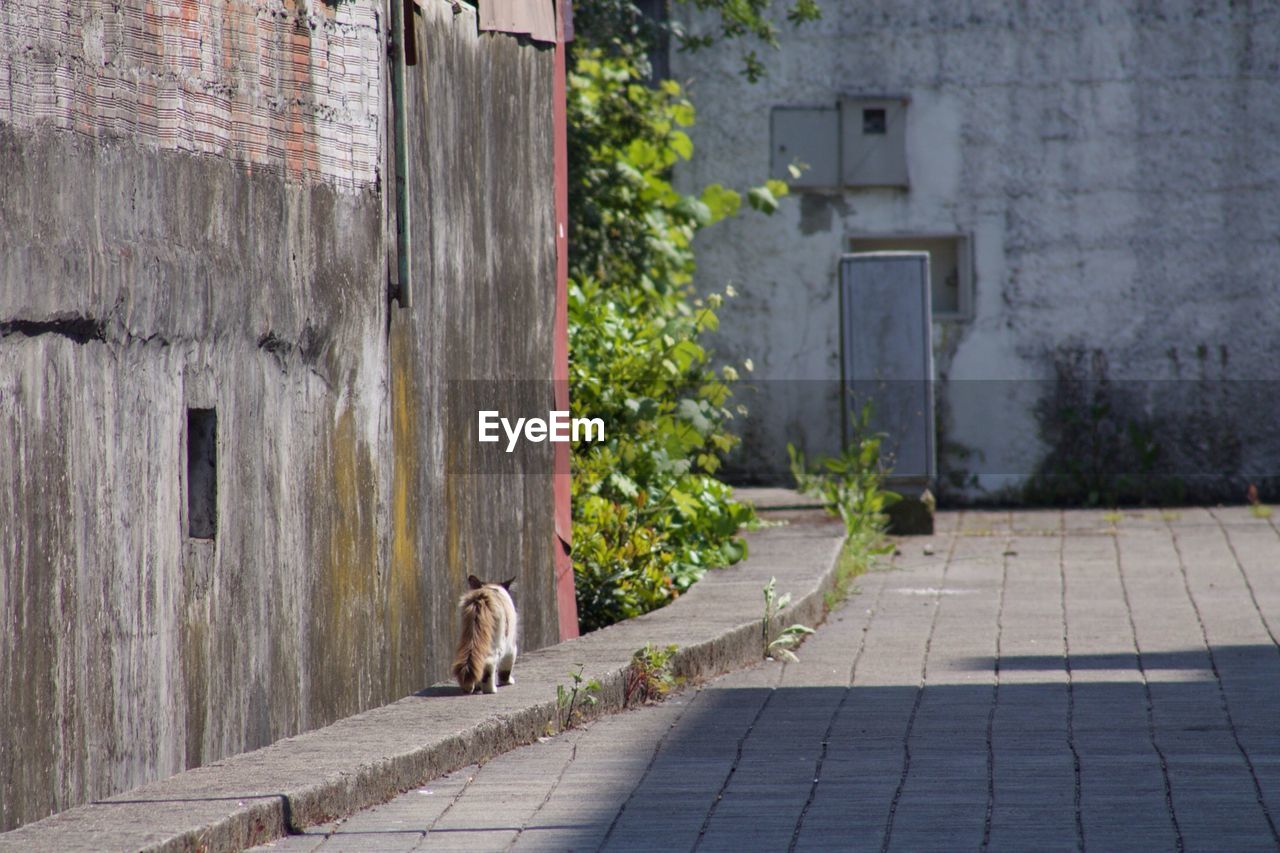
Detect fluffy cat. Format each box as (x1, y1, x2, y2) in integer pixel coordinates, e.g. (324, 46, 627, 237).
(451, 575, 518, 694)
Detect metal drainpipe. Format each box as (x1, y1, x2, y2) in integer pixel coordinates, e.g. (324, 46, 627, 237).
(390, 0, 412, 307)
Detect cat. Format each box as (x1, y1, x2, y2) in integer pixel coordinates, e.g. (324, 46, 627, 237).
(451, 575, 518, 694)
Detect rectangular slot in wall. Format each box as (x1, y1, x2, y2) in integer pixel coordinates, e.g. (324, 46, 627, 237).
(187, 408, 217, 540)
(848, 234, 972, 318)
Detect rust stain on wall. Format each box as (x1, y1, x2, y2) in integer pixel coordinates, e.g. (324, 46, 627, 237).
(387, 326, 425, 697)
(308, 405, 379, 723)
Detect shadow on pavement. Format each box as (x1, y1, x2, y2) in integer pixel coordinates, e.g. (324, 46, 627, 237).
(542, 648, 1278, 852)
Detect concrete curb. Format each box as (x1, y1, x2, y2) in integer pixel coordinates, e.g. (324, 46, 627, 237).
(0, 499, 845, 853)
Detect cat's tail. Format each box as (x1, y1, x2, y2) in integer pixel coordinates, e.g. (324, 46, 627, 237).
(452, 589, 497, 693)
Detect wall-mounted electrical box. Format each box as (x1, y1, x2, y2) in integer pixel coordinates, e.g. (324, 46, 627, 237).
(840, 252, 935, 484)
(770, 95, 909, 189)
(770, 106, 839, 188)
(840, 96, 908, 187)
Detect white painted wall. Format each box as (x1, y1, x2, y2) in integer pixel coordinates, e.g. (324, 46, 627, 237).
(673, 2, 1280, 500)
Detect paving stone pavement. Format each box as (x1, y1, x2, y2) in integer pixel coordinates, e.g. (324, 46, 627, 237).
(253, 508, 1280, 852)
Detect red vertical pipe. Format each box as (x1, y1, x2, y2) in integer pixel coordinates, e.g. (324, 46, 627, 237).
(552, 0, 579, 640)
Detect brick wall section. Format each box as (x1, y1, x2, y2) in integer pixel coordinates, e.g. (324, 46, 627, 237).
(0, 0, 381, 187)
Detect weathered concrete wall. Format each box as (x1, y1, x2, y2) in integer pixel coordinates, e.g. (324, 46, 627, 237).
(0, 0, 559, 831)
(396, 0, 561, 695)
(672, 2, 1280, 501)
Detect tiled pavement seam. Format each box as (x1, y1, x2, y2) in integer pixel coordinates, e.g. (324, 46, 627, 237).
(1166, 515, 1279, 845)
(1111, 525, 1184, 849)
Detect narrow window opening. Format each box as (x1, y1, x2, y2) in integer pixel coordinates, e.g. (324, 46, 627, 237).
(862, 108, 887, 135)
(187, 408, 217, 539)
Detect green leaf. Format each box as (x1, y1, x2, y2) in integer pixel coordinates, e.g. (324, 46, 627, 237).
(670, 131, 694, 160)
(747, 184, 780, 214)
(670, 339, 704, 372)
(699, 183, 741, 222)
(669, 489, 700, 519)
(675, 195, 712, 227)
(608, 471, 639, 498)
(677, 398, 714, 435)
(626, 138, 659, 169)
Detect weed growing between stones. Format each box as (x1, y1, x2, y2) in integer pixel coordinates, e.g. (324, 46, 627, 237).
(787, 406, 896, 610)
(624, 643, 680, 706)
(787, 405, 899, 538)
(554, 664, 601, 733)
(761, 577, 814, 663)
(823, 535, 882, 611)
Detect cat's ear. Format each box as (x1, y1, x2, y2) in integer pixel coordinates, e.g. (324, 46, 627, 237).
(467, 575, 484, 590)
(500, 576, 516, 590)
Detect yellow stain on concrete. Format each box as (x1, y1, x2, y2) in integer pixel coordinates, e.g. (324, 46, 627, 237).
(312, 405, 379, 723)
(388, 328, 424, 696)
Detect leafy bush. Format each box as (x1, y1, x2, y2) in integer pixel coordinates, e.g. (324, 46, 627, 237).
(567, 53, 775, 632)
(566, 0, 820, 632)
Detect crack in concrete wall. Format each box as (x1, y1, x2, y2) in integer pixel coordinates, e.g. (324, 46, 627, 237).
(0, 316, 108, 344)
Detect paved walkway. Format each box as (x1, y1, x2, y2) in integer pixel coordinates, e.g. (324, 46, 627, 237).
(255, 508, 1280, 852)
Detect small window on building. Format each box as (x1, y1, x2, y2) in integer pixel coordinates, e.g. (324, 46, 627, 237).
(847, 235, 972, 319)
(187, 408, 217, 539)
(862, 108, 887, 135)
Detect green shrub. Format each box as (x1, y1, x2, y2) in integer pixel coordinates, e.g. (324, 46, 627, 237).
(566, 0, 820, 631)
(567, 53, 766, 632)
